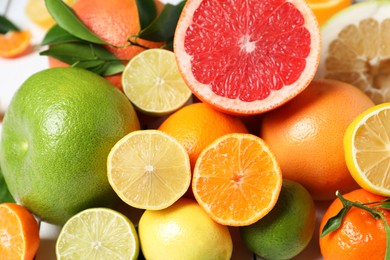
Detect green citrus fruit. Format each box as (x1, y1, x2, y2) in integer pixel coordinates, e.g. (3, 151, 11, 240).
(239, 179, 316, 260)
(0, 67, 140, 225)
(138, 198, 233, 260)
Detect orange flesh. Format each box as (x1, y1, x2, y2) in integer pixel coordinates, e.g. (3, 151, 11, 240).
(184, 0, 311, 102)
(0, 206, 24, 259)
(0, 31, 31, 58)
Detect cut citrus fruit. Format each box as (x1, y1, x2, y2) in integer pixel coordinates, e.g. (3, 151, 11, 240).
(192, 133, 282, 226)
(174, 0, 321, 115)
(25, 0, 77, 30)
(0, 203, 40, 260)
(56, 208, 139, 259)
(316, 0, 390, 104)
(107, 130, 191, 210)
(0, 30, 31, 58)
(306, 0, 352, 26)
(344, 102, 390, 197)
(122, 49, 192, 116)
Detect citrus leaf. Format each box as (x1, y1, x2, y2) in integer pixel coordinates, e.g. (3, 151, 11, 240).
(138, 1, 185, 43)
(40, 42, 125, 76)
(0, 15, 20, 34)
(136, 0, 157, 30)
(41, 24, 81, 46)
(0, 166, 15, 203)
(320, 206, 350, 238)
(44, 0, 107, 45)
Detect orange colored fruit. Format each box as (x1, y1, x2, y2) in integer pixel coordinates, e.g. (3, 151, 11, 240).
(158, 102, 248, 170)
(174, 0, 321, 115)
(260, 79, 375, 201)
(0, 30, 31, 58)
(0, 203, 40, 260)
(319, 189, 390, 260)
(192, 133, 282, 226)
(306, 0, 352, 26)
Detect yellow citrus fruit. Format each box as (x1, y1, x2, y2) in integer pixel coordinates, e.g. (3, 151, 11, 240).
(344, 102, 390, 196)
(193, 133, 282, 226)
(0, 203, 40, 260)
(138, 198, 233, 260)
(306, 0, 352, 26)
(56, 208, 139, 259)
(0, 67, 140, 225)
(240, 179, 316, 260)
(260, 79, 374, 201)
(122, 49, 192, 116)
(107, 130, 191, 210)
(316, 0, 390, 104)
(25, 0, 77, 30)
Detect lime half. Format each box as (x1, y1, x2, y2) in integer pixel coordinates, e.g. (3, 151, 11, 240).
(122, 49, 192, 116)
(56, 208, 139, 260)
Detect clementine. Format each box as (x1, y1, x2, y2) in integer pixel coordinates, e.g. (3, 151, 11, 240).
(260, 79, 375, 201)
(320, 189, 390, 260)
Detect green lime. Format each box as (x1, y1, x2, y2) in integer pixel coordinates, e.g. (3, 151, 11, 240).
(240, 179, 316, 260)
(0, 67, 140, 225)
(56, 208, 139, 259)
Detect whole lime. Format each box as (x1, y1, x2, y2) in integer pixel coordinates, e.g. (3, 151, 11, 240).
(138, 198, 233, 260)
(240, 179, 316, 260)
(0, 67, 140, 225)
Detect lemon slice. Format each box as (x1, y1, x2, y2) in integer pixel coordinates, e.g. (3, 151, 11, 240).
(56, 208, 139, 260)
(25, 0, 77, 30)
(122, 49, 192, 116)
(107, 130, 191, 210)
(316, 1, 390, 104)
(344, 102, 390, 196)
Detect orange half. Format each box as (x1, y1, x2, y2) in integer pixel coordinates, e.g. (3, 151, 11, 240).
(0, 30, 31, 58)
(192, 133, 282, 226)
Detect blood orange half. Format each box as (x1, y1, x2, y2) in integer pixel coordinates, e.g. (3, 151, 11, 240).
(174, 0, 321, 115)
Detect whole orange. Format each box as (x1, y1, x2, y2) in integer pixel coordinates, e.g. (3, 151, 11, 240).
(260, 79, 374, 201)
(319, 189, 390, 260)
(158, 102, 248, 170)
(49, 0, 164, 90)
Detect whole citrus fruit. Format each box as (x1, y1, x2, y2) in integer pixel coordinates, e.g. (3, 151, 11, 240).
(0, 67, 140, 225)
(158, 102, 248, 170)
(319, 188, 390, 260)
(260, 79, 375, 201)
(138, 198, 233, 260)
(240, 179, 316, 260)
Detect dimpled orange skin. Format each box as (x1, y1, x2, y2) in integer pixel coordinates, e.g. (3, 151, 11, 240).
(319, 189, 390, 260)
(260, 79, 375, 201)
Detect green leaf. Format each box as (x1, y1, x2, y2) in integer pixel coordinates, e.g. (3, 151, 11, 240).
(320, 206, 351, 238)
(44, 0, 107, 45)
(0, 166, 15, 203)
(41, 24, 81, 46)
(136, 0, 157, 30)
(40, 42, 125, 76)
(0, 15, 20, 34)
(138, 1, 186, 43)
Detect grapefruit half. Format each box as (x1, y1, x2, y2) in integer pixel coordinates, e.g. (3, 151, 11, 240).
(174, 0, 321, 115)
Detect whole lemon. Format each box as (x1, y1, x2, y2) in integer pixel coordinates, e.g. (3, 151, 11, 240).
(0, 68, 140, 225)
(138, 198, 233, 260)
(240, 179, 316, 260)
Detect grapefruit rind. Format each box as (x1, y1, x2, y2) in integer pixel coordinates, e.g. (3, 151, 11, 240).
(174, 0, 321, 115)
(344, 102, 390, 197)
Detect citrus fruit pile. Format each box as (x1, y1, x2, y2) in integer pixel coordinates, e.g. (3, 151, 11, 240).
(3, 0, 390, 259)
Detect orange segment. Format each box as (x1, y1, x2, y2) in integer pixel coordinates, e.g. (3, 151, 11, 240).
(0, 30, 31, 58)
(0, 203, 40, 260)
(192, 133, 282, 226)
(306, 0, 352, 26)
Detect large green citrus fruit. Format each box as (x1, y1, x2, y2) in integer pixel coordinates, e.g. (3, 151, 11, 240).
(0, 67, 140, 225)
(239, 179, 316, 260)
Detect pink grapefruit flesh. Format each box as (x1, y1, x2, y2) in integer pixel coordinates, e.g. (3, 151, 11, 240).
(174, 0, 321, 115)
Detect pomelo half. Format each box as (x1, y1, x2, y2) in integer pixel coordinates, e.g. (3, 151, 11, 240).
(174, 0, 321, 115)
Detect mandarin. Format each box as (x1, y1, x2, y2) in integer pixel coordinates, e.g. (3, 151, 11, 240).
(320, 189, 390, 260)
(0, 203, 40, 260)
(260, 79, 374, 201)
(0, 30, 31, 58)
